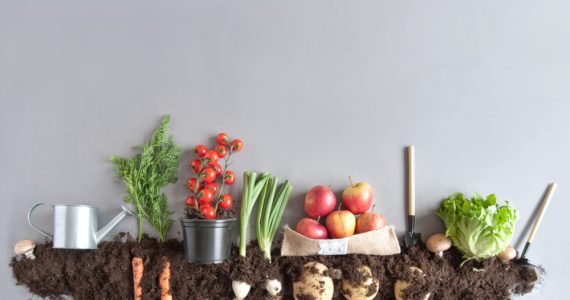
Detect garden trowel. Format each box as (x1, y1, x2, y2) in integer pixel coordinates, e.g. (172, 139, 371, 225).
(405, 145, 421, 248)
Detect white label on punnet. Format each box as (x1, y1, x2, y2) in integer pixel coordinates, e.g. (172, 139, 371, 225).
(318, 238, 348, 255)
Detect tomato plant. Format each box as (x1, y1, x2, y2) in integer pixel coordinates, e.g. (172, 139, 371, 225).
(217, 133, 229, 145)
(212, 163, 222, 176)
(219, 194, 232, 209)
(184, 133, 244, 219)
(204, 182, 218, 194)
(197, 188, 214, 204)
(201, 205, 216, 219)
(200, 167, 217, 183)
(224, 170, 236, 185)
(187, 178, 199, 192)
(185, 195, 196, 207)
(204, 150, 219, 166)
(230, 139, 243, 152)
(194, 144, 208, 158)
(190, 159, 201, 174)
(215, 145, 227, 158)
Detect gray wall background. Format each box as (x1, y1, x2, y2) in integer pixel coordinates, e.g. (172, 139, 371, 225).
(1, 1, 569, 299)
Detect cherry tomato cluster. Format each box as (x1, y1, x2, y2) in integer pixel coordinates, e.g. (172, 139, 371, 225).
(185, 133, 243, 219)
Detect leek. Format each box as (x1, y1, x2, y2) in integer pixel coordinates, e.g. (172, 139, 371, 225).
(256, 177, 292, 262)
(239, 171, 270, 257)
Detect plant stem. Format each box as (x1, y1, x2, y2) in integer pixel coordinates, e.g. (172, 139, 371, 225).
(214, 150, 233, 211)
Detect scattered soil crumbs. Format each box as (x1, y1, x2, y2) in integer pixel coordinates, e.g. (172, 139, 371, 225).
(10, 234, 539, 299)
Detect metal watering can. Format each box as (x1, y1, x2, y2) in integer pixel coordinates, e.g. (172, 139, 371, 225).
(28, 203, 133, 249)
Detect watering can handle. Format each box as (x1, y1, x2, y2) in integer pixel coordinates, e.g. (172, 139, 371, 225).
(27, 203, 54, 239)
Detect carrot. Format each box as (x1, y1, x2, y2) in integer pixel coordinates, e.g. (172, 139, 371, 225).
(132, 257, 143, 300)
(160, 256, 172, 300)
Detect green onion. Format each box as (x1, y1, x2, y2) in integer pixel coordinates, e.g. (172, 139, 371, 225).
(256, 177, 292, 262)
(239, 171, 271, 257)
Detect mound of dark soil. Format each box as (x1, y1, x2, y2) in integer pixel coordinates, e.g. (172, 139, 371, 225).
(10, 234, 538, 299)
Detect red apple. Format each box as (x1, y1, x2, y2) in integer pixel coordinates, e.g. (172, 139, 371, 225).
(342, 180, 374, 214)
(325, 210, 356, 238)
(295, 218, 328, 239)
(304, 185, 337, 218)
(355, 212, 387, 234)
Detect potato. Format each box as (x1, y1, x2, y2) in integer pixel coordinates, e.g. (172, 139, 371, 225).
(341, 265, 379, 300)
(293, 262, 334, 300)
(394, 267, 430, 300)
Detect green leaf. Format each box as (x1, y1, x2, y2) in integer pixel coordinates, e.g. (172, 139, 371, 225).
(436, 192, 518, 259)
(109, 115, 181, 242)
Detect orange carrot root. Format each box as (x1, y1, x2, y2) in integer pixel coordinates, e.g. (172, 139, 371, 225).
(132, 257, 143, 300)
(160, 256, 172, 300)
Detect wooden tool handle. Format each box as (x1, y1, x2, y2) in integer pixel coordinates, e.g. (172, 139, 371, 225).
(407, 145, 415, 215)
(527, 183, 557, 243)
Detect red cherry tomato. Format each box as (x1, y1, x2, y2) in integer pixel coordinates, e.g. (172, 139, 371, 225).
(197, 188, 214, 204)
(230, 139, 243, 152)
(194, 144, 208, 158)
(200, 167, 217, 183)
(185, 195, 196, 207)
(187, 178, 199, 192)
(217, 133, 229, 145)
(215, 145, 227, 158)
(219, 194, 233, 209)
(224, 170, 236, 185)
(204, 182, 218, 194)
(204, 150, 219, 166)
(201, 205, 216, 219)
(190, 159, 202, 174)
(212, 163, 222, 176)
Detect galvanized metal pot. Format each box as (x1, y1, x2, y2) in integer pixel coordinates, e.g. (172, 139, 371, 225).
(180, 218, 237, 264)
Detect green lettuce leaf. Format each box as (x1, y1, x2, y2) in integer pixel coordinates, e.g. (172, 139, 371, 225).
(436, 193, 518, 259)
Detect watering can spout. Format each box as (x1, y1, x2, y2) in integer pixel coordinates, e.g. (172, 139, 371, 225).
(95, 205, 133, 243)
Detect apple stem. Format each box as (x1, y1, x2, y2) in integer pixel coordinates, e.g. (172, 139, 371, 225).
(371, 204, 376, 212)
(317, 216, 321, 223)
(337, 201, 342, 211)
(348, 176, 354, 187)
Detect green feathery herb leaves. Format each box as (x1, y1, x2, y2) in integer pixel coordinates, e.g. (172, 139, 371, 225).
(110, 115, 181, 242)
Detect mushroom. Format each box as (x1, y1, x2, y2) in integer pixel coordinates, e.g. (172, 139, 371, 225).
(394, 267, 430, 300)
(266, 278, 282, 297)
(293, 262, 334, 300)
(425, 233, 452, 258)
(14, 240, 36, 260)
(340, 265, 379, 300)
(497, 246, 516, 263)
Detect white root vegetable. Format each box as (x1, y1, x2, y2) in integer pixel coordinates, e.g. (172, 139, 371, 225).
(266, 278, 282, 296)
(498, 246, 516, 263)
(425, 233, 452, 258)
(340, 265, 379, 300)
(394, 267, 430, 300)
(293, 262, 333, 300)
(14, 240, 36, 260)
(232, 280, 251, 300)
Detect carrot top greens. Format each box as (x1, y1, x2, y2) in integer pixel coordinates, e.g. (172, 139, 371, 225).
(110, 115, 181, 242)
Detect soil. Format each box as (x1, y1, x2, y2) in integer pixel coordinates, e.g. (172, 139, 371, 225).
(10, 234, 539, 300)
(184, 200, 239, 220)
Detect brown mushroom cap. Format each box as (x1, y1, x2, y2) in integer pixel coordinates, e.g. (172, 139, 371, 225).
(498, 246, 516, 262)
(14, 240, 36, 255)
(425, 233, 452, 253)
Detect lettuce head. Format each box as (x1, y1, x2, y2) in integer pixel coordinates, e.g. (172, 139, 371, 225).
(436, 193, 518, 259)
